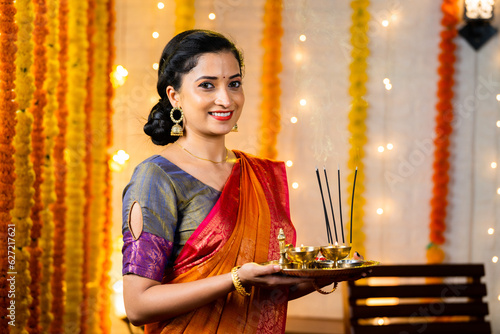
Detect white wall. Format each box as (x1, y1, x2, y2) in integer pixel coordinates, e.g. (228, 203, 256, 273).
(111, 0, 500, 330)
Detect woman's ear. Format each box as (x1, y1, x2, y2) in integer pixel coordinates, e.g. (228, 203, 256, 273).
(166, 86, 180, 108)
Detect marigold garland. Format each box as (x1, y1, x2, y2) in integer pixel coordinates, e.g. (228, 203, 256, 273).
(64, 0, 89, 331)
(11, 0, 35, 331)
(26, 0, 49, 332)
(0, 0, 18, 330)
(258, 0, 283, 159)
(11, 112, 35, 334)
(81, 0, 96, 331)
(174, 0, 195, 35)
(49, 0, 69, 331)
(99, 0, 115, 329)
(427, 0, 459, 264)
(39, 0, 60, 331)
(346, 0, 370, 257)
(83, 0, 113, 332)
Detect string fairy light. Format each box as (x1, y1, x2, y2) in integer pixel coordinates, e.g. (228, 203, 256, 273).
(111, 65, 128, 88)
(109, 149, 130, 172)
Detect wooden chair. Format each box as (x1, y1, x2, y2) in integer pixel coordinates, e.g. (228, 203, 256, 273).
(345, 263, 491, 334)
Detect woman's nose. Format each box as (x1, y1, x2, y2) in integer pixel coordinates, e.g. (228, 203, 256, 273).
(214, 88, 231, 107)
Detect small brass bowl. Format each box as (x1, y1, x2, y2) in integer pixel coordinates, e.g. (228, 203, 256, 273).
(320, 245, 351, 267)
(337, 259, 364, 268)
(287, 246, 320, 269)
(313, 260, 336, 269)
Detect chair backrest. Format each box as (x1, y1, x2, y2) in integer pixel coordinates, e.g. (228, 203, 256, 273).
(345, 263, 491, 334)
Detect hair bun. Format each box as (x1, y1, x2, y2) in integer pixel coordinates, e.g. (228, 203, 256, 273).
(144, 101, 172, 146)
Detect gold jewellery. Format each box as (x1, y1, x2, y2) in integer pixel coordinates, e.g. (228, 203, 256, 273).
(231, 266, 251, 297)
(175, 141, 229, 163)
(170, 107, 184, 136)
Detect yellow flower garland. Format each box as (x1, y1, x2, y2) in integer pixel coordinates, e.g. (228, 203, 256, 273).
(12, 112, 35, 334)
(346, 0, 370, 257)
(0, 0, 19, 329)
(39, 0, 60, 330)
(174, 0, 195, 35)
(12, 0, 35, 331)
(50, 0, 69, 331)
(258, 0, 283, 159)
(64, 0, 88, 331)
(99, 1, 115, 329)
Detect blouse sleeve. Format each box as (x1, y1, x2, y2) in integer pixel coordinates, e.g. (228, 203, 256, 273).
(121, 161, 177, 282)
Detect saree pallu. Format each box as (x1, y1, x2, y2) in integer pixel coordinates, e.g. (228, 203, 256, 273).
(145, 151, 296, 334)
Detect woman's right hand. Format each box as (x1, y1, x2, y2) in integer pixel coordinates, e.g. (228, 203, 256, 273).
(237, 262, 311, 289)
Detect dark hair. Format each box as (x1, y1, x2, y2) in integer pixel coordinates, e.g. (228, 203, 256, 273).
(143, 29, 244, 145)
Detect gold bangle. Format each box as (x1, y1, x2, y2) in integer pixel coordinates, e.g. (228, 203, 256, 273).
(231, 266, 251, 297)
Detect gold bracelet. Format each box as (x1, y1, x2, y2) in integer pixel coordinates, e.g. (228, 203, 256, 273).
(231, 266, 251, 297)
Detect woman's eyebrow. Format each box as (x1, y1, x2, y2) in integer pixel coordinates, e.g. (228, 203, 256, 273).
(195, 73, 241, 81)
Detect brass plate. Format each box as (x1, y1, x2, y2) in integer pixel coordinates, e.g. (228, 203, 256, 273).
(279, 260, 379, 279)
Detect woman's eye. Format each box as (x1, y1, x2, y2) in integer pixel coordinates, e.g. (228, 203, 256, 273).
(229, 81, 241, 88)
(199, 82, 214, 89)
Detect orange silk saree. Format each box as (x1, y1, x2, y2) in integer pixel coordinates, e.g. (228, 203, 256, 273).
(145, 151, 296, 334)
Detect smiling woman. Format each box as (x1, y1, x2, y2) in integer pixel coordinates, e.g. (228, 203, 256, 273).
(121, 30, 337, 334)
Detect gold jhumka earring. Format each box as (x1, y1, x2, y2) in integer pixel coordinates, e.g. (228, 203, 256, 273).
(231, 123, 238, 132)
(170, 107, 184, 136)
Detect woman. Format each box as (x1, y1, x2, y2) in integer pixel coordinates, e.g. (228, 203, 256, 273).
(122, 30, 342, 333)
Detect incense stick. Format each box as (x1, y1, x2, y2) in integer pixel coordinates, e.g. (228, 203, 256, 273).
(350, 167, 358, 245)
(323, 167, 338, 243)
(316, 167, 333, 244)
(337, 166, 345, 244)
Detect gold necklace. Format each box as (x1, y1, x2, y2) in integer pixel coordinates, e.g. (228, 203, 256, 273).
(175, 142, 229, 163)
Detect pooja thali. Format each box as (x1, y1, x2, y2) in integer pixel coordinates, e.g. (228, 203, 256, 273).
(279, 259, 379, 279)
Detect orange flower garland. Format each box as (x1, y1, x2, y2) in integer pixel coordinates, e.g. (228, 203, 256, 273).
(81, 0, 96, 331)
(12, 0, 35, 331)
(174, 0, 195, 35)
(83, 0, 112, 332)
(427, 0, 459, 264)
(258, 0, 283, 159)
(49, 0, 69, 331)
(26, 0, 48, 332)
(99, 1, 115, 329)
(39, 0, 60, 330)
(0, 0, 18, 330)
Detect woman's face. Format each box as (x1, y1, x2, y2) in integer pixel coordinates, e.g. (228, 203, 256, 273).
(168, 51, 244, 138)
